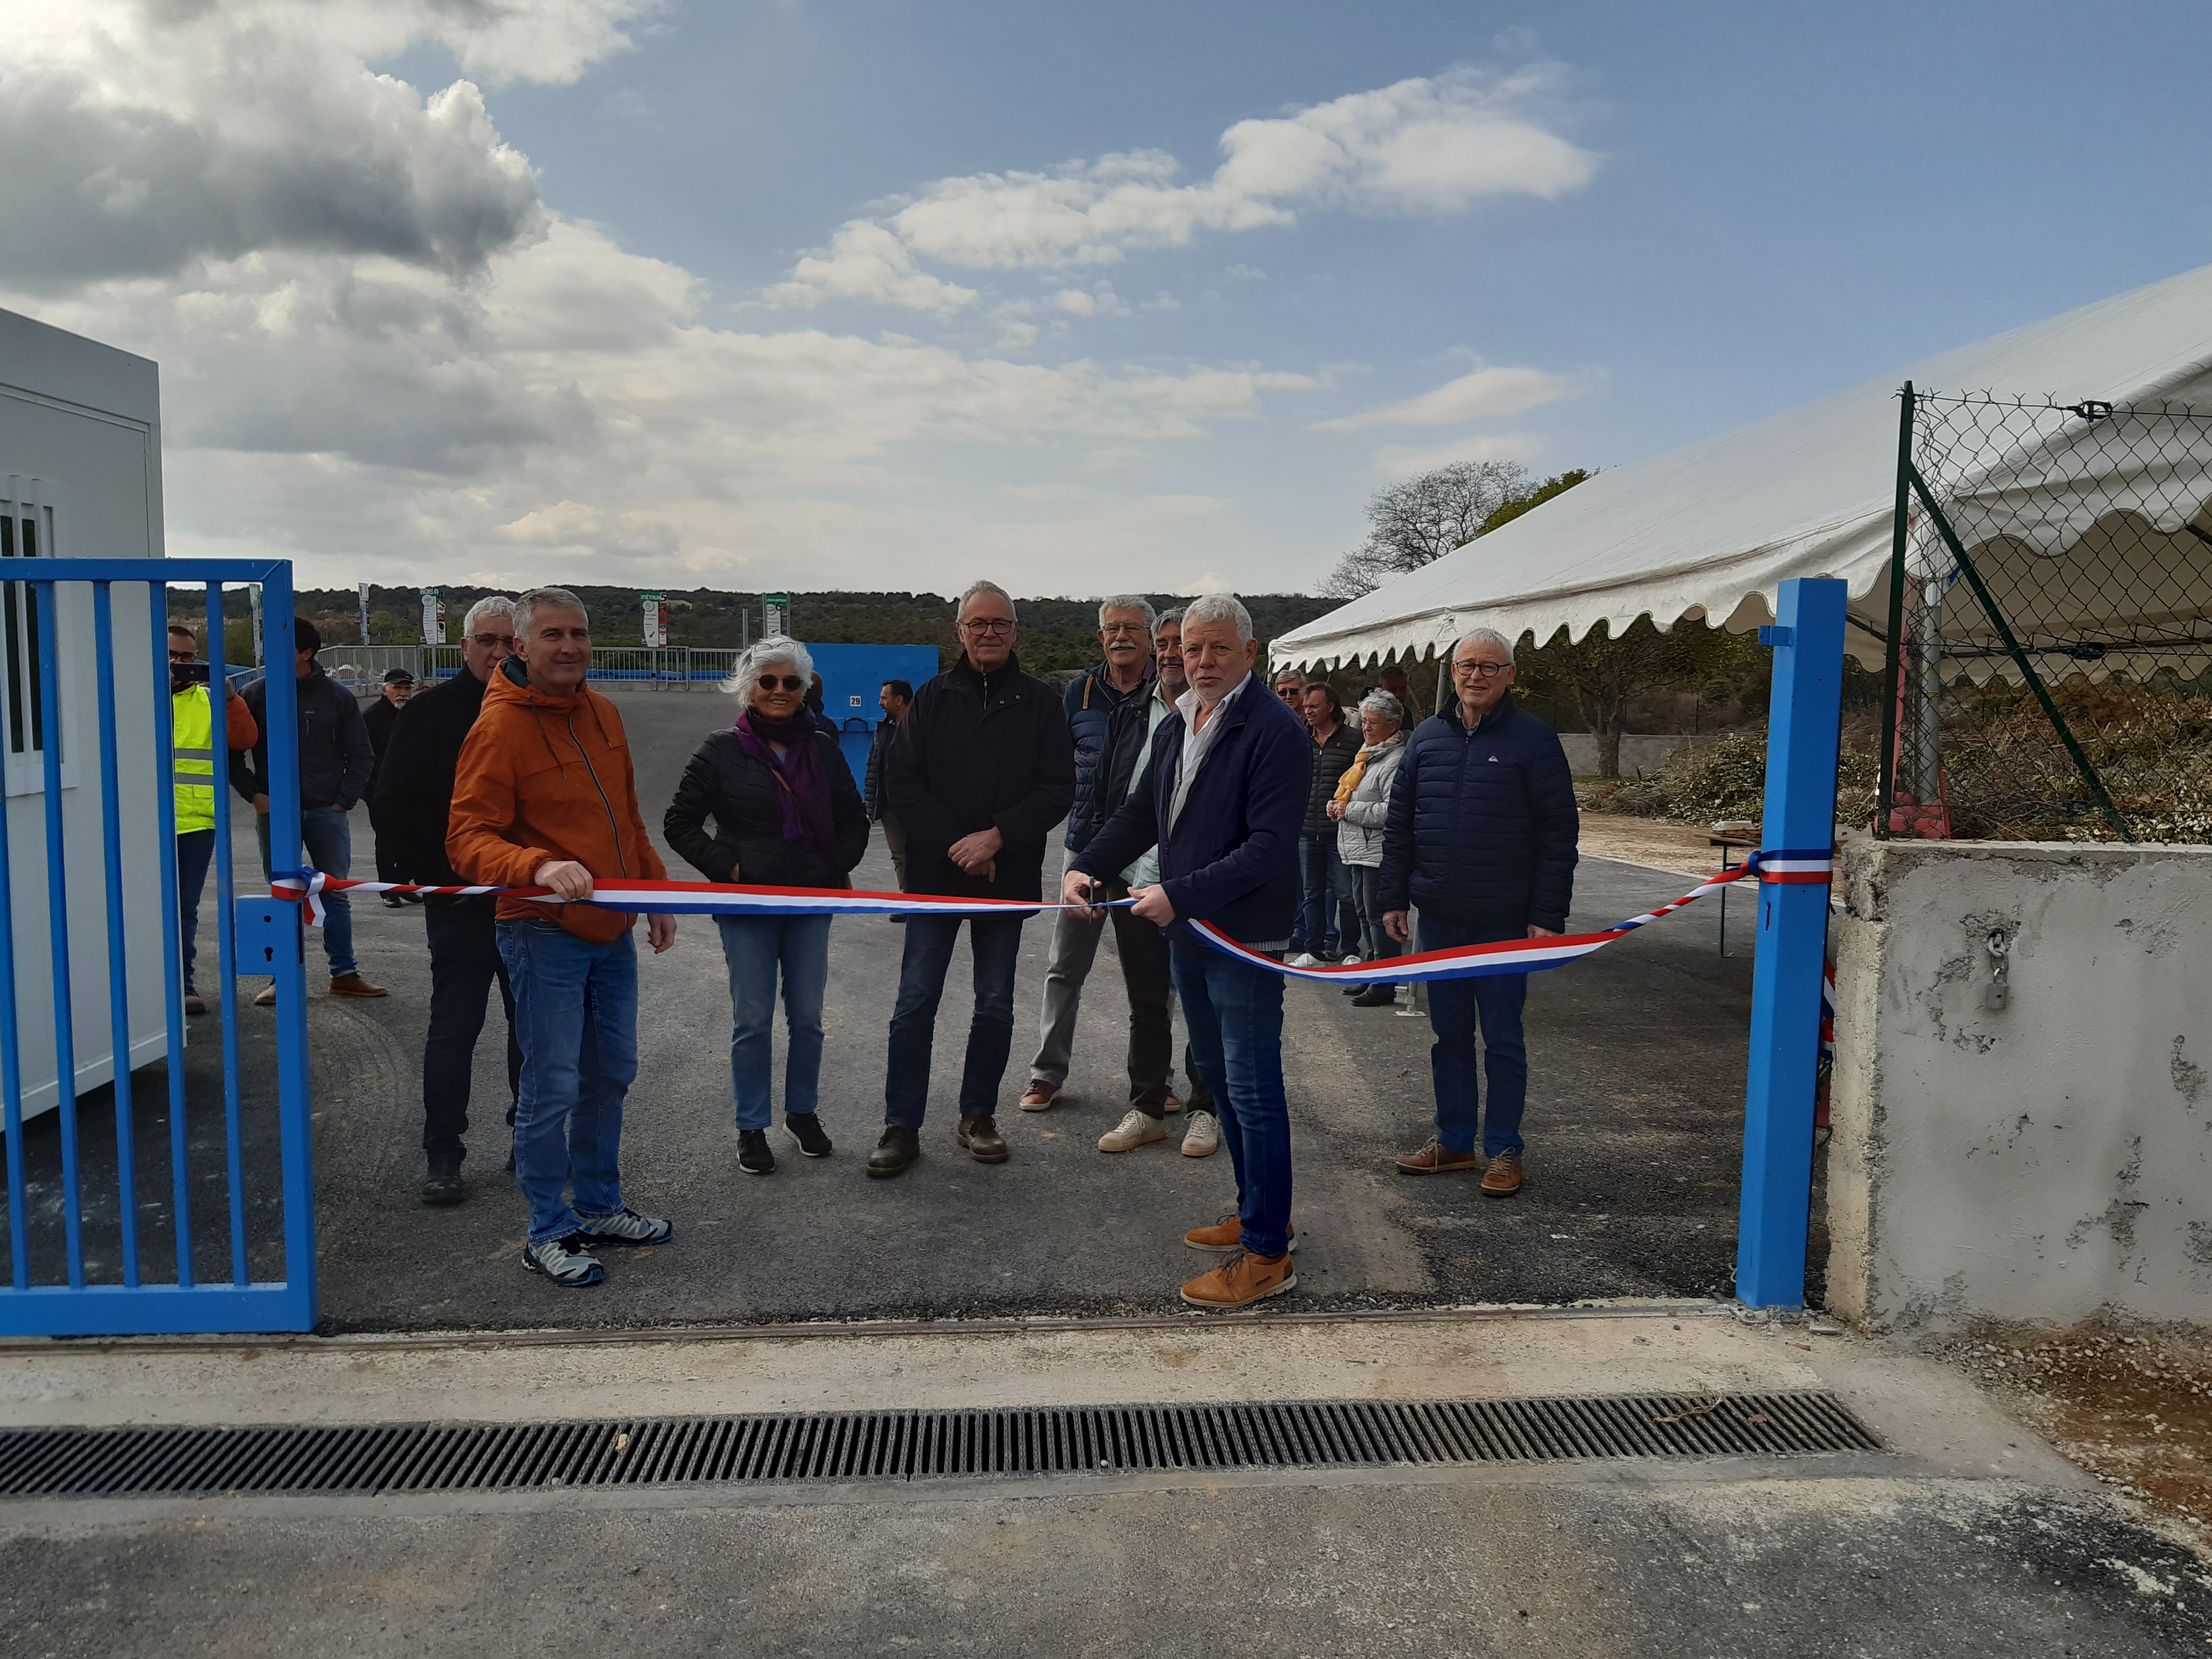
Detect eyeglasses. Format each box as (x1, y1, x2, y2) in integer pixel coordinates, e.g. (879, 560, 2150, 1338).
(1452, 660, 1512, 678)
(1100, 624, 1148, 638)
(961, 617, 1015, 635)
(757, 674, 805, 692)
(469, 633, 515, 649)
(168, 649, 197, 664)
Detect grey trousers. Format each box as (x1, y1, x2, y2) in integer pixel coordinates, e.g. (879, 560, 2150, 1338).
(1025, 861, 1213, 1117)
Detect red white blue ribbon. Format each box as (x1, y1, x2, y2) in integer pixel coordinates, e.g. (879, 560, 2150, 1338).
(273, 848, 1830, 982)
(1191, 848, 1832, 983)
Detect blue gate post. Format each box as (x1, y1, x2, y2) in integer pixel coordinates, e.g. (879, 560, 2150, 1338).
(1735, 576, 1846, 1310)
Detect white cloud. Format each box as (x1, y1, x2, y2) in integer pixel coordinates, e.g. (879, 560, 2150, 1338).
(1368, 433, 1549, 478)
(768, 65, 1594, 311)
(1311, 362, 1591, 431)
(760, 222, 979, 317)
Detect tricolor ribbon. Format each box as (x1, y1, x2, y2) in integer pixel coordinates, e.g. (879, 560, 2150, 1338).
(273, 848, 1831, 984)
(1191, 847, 1832, 983)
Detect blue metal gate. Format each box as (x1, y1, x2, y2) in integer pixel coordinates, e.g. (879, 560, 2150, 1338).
(0, 558, 315, 1335)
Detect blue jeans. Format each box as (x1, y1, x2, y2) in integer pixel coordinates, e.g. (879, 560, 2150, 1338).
(1348, 863, 1395, 986)
(175, 829, 216, 992)
(255, 806, 357, 978)
(717, 912, 831, 1130)
(1295, 834, 1356, 957)
(1421, 916, 1530, 1157)
(1171, 942, 1292, 1259)
(885, 912, 1025, 1126)
(497, 921, 640, 1244)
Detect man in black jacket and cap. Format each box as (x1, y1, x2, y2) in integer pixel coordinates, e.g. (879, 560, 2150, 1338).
(370, 595, 523, 1204)
(872, 579, 1076, 1177)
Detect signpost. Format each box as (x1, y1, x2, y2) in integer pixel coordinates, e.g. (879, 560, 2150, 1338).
(641, 591, 668, 649)
(419, 587, 445, 646)
(358, 582, 371, 645)
(764, 593, 789, 638)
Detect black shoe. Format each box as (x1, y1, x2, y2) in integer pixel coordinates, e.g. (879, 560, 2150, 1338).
(421, 1152, 467, 1206)
(381, 894, 407, 909)
(504, 1148, 516, 1174)
(1351, 984, 1397, 1007)
(868, 1123, 921, 1178)
(1340, 983, 1368, 997)
(787, 1114, 833, 1158)
(737, 1129, 776, 1176)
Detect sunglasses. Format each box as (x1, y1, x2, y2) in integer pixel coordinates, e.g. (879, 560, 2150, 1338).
(757, 674, 805, 692)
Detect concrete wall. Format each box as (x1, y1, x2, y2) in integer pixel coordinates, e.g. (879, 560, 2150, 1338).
(1825, 837, 2212, 1331)
(1557, 732, 1719, 778)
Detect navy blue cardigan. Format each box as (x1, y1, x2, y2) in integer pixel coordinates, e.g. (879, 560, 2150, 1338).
(1073, 677, 1306, 946)
(1376, 695, 1579, 933)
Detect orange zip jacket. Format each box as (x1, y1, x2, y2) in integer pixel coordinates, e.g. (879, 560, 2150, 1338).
(445, 660, 668, 944)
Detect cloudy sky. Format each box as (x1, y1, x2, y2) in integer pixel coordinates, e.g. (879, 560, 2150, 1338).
(5, 0, 2206, 597)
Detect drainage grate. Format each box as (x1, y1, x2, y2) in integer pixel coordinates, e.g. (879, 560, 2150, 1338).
(0, 1391, 1880, 1499)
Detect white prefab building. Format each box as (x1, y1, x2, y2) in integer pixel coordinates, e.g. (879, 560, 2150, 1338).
(0, 306, 171, 1121)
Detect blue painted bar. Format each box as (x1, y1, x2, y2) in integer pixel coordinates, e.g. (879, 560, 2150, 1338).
(0, 1281, 307, 1338)
(1735, 576, 1847, 1310)
(27, 559, 293, 583)
(0, 578, 23, 1290)
(259, 571, 318, 1328)
(92, 584, 142, 1286)
(151, 584, 194, 1288)
(33, 582, 84, 1288)
(206, 582, 249, 1285)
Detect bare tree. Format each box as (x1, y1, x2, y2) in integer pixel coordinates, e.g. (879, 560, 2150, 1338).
(1320, 460, 1531, 599)
(1518, 616, 1762, 778)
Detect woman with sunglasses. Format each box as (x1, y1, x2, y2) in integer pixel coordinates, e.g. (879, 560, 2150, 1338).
(665, 637, 868, 1174)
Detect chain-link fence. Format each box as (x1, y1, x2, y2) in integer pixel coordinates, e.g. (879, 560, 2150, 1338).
(1880, 387, 2212, 842)
(316, 644, 733, 690)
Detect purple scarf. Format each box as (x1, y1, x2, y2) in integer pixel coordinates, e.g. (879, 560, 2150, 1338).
(732, 708, 839, 863)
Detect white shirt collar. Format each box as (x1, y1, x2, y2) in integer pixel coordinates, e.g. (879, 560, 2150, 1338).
(1175, 670, 1250, 732)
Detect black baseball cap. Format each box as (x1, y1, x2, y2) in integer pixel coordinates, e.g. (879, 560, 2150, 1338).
(382, 668, 417, 686)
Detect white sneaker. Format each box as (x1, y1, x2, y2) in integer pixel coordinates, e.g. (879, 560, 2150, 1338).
(1341, 953, 1363, 967)
(1288, 953, 1322, 969)
(1098, 1109, 1168, 1153)
(1181, 1109, 1220, 1158)
(573, 1208, 674, 1247)
(521, 1234, 605, 1287)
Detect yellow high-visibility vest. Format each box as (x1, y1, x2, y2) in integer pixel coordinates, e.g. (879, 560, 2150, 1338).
(172, 685, 218, 834)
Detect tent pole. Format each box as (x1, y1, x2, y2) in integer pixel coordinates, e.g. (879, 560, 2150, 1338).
(1735, 576, 1844, 1311)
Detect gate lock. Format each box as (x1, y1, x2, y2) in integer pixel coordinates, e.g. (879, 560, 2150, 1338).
(1981, 927, 2011, 1012)
(233, 897, 302, 973)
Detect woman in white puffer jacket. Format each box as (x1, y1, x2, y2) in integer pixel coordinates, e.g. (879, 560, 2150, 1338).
(1328, 691, 1409, 1007)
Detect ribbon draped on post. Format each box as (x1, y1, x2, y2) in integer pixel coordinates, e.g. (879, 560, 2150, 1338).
(272, 850, 1831, 984)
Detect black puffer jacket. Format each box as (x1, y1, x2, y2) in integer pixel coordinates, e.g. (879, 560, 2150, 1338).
(664, 728, 868, 889)
(371, 668, 492, 887)
(885, 653, 1076, 902)
(1302, 722, 1360, 837)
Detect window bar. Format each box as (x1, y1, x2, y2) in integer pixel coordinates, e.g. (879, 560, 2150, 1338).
(205, 583, 249, 1285)
(149, 589, 193, 1288)
(259, 569, 317, 1318)
(92, 584, 141, 1286)
(33, 582, 83, 1288)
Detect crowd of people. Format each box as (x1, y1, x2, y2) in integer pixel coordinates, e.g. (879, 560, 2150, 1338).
(168, 580, 1580, 1312)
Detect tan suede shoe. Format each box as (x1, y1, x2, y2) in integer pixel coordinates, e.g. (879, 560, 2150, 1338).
(1480, 1154, 1524, 1197)
(328, 973, 387, 998)
(1183, 1214, 1297, 1253)
(1395, 1137, 1480, 1175)
(1018, 1082, 1060, 1112)
(1179, 1249, 1297, 1311)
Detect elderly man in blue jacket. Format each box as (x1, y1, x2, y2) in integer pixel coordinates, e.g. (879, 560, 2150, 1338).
(1379, 626, 1578, 1197)
(1067, 593, 1307, 1310)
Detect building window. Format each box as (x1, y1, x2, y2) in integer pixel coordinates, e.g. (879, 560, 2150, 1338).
(0, 502, 48, 757)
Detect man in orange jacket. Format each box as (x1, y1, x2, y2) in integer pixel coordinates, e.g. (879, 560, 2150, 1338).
(447, 587, 679, 1289)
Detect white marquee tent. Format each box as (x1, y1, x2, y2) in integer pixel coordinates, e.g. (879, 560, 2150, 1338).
(1272, 263, 2212, 679)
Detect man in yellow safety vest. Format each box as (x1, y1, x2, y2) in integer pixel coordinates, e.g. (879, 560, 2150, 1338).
(168, 624, 259, 1016)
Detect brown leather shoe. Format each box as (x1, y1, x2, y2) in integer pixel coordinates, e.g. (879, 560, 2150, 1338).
(329, 973, 388, 998)
(1184, 1214, 1297, 1253)
(1480, 1154, 1524, 1197)
(1180, 1249, 1298, 1311)
(184, 992, 206, 1017)
(1160, 1092, 1183, 1116)
(252, 983, 277, 1007)
(1017, 1082, 1059, 1112)
(867, 1124, 921, 1178)
(1395, 1137, 1480, 1175)
(957, 1114, 1009, 1164)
